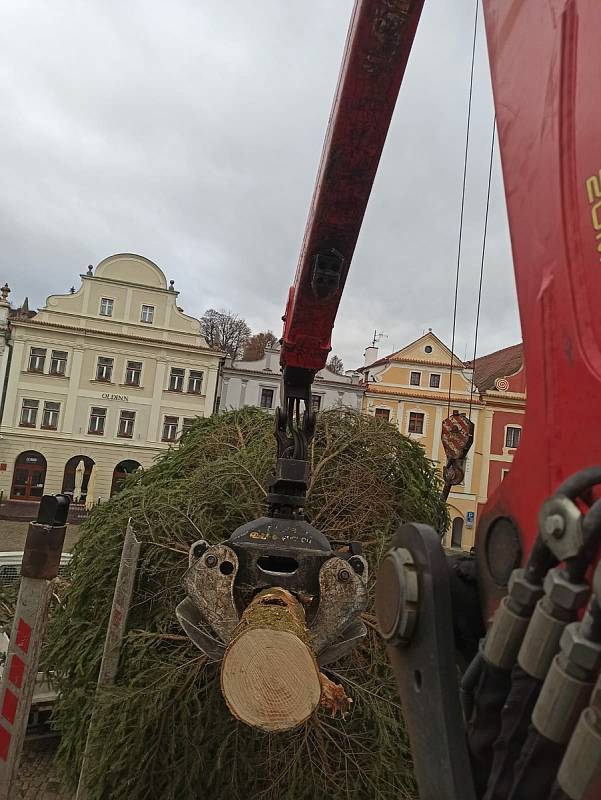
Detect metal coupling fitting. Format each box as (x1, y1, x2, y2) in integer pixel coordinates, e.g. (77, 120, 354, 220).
(593, 561, 601, 599)
(557, 707, 601, 799)
(375, 547, 418, 646)
(518, 596, 571, 680)
(539, 495, 583, 561)
(560, 622, 601, 675)
(543, 567, 589, 611)
(483, 595, 530, 670)
(507, 568, 544, 614)
(532, 654, 595, 743)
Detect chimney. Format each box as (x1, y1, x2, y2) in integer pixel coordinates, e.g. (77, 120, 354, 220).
(363, 345, 378, 367)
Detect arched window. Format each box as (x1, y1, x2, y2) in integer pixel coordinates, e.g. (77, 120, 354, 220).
(11, 451, 47, 500)
(111, 460, 141, 496)
(62, 456, 95, 502)
(451, 517, 464, 549)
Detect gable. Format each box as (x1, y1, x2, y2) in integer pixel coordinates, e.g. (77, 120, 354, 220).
(390, 332, 463, 368)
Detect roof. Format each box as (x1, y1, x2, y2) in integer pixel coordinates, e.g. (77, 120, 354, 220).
(9, 298, 36, 320)
(360, 331, 464, 371)
(469, 343, 523, 391)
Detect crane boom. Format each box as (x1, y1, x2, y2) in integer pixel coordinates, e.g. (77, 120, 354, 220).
(280, 0, 424, 374)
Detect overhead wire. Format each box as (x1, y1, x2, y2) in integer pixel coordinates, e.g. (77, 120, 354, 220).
(446, 0, 480, 418)
(468, 117, 496, 420)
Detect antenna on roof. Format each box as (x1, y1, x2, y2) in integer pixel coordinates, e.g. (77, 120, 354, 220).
(371, 330, 388, 347)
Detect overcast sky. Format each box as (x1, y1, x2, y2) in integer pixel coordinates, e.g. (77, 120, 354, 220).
(1, 0, 521, 369)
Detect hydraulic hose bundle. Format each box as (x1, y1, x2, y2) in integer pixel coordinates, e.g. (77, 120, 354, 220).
(377, 467, 601, 800)
(466, 468, 601, 799)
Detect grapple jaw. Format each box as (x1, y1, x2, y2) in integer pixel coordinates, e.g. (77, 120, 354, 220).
(176, 516, 368, 665)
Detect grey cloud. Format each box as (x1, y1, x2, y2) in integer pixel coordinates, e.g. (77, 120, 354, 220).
(0, 0, 520, 368)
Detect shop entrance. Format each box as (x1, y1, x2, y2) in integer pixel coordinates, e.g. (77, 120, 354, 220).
(10, 451, 47, 500)
(111, 460, 141, 496)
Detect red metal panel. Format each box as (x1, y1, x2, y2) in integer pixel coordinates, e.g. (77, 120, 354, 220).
(7, 656, 24, 690)
(281, 0, 425, 372)
(0, 726, 9, 762)
(479, 0, 601, 611)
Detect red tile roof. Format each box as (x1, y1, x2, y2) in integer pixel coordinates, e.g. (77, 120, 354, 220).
(469, 343, 523, 391)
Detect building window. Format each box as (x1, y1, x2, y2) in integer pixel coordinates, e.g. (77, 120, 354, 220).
(311, 395, 322, 412)
(260, 388, 274, 409)
(96, 357, 114, 382)
(125, 361, 142, 386)
(168, 367, 185, 392)
(99, 298, 114, 317)
(424, 345, 433, 353)
(88, 407, 107, 435)
(162, 416, 179, 442)
(49, 350, 68, 376)
(429, 373, 441, 388)
(41, 401, 60, 430)
(374, 408, 390, 421)
(505, 426, 522, 449)
(28, 347, 46, 373)
(259, 388, 274, 408)
(188, 371, 203, 394)
(182, 417, 195, 436)
(118, 410, 136, 438)
(140, 304, 155, 324)
(501, 468, 510, 480)
(20, 399, 39, 427)
(410, 371, 421, 386)
(408, 412, 425, 434)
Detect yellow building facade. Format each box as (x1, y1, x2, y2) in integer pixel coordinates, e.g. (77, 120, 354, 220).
(0, 254, 223, 507)
(361, 332, 489, 550)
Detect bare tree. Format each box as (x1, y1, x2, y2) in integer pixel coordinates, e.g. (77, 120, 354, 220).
(200, 309, 251, 360)
(327, 354, 344, 375)
(242, 331, 278, 361)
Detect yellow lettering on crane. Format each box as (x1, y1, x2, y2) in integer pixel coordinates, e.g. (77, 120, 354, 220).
(586, 171, 601, 204)
(585, 170, 601, 262)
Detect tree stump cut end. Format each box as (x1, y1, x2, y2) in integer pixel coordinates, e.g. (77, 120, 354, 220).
(220, 588, 322, 732)
(221, 628, 322, 731)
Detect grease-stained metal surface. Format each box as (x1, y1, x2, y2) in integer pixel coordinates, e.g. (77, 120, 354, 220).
(178, 541, 369, 665)
(182, 543, 240, 643)
(309, 556, 368, 655)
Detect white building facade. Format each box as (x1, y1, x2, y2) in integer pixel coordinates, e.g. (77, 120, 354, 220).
(218, 346, 363, 414)
(0, 254, 222, 505)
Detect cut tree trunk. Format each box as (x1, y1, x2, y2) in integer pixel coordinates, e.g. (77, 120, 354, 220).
(220, 587, 322, 732)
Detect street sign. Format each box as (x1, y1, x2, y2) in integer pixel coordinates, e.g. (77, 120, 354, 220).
(466, 511, 475, 528)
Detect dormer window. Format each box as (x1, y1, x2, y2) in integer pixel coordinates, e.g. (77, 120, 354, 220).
(141, 305, 154, 324)
(100, 298, 114, 317)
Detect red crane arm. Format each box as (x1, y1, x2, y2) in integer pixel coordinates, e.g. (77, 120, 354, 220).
(477, 0, 601, 615)
(280, 0, 425, 374)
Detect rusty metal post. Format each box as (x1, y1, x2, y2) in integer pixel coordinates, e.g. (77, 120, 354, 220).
(0, 494, 70, 800)
(76, 520, 141, 800)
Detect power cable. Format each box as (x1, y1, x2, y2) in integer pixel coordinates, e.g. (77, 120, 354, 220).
(468, 117, 496, 419)
(447, 0, 480, 417)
